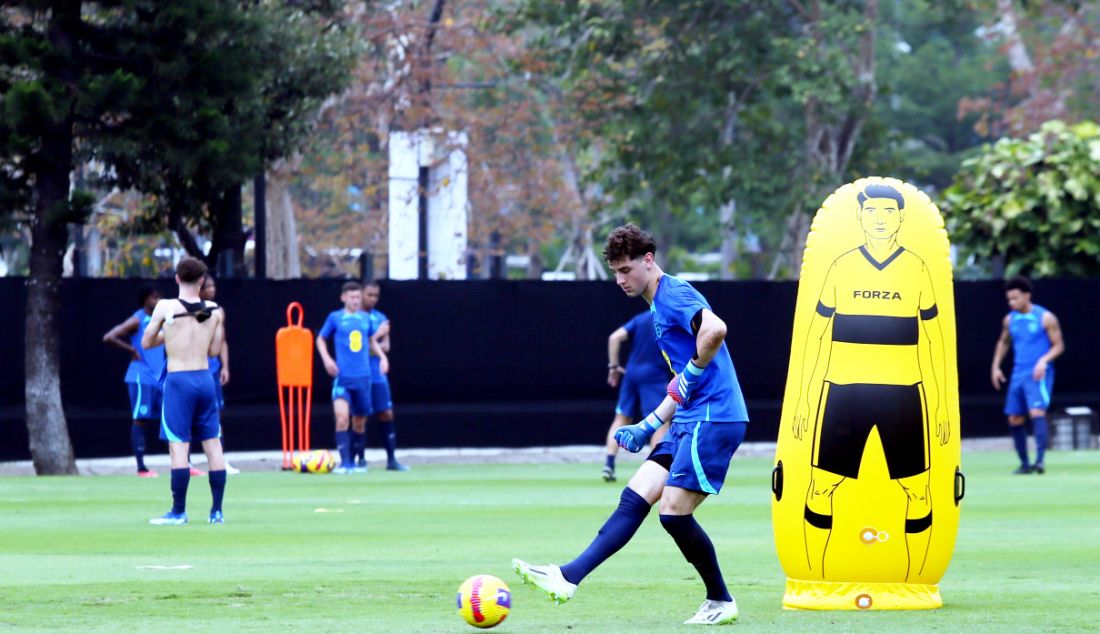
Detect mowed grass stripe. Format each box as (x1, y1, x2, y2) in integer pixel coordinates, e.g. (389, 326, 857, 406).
(1, 451, 1098, 632)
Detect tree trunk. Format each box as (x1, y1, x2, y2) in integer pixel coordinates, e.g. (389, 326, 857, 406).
(526, 236, 543, 279)
(719, 199, 737, 280)
(208, 184, 246, 277)
(265, 161, 301, 279)
(25, 0, 81, 476)
(26, 214, 77, 475)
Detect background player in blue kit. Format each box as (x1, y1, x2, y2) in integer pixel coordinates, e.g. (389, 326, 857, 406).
(200, 275, 238, 474)
(602, 311, 670, 482)
(103, 286, 166, 477)
(316, 281, 383, 474)
(992, 276, 1065, 474)
(514, 224, 748, 626)
(143, 257, 227, 525)
(360, 282, 407, 471)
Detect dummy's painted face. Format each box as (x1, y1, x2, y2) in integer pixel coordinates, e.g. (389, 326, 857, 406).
(609, 254, 653, 298)
(859, 197, 904, 239)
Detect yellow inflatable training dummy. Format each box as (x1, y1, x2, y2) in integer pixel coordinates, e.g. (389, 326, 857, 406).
(771, 177, 964, 610)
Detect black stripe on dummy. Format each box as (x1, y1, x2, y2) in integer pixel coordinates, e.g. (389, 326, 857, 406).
(905, 512, 932, 534)
(832, 314, 918, 345)
(816, 301, 836, 318)
(804, 507, 833, 530)
(920, 305, 939, 320)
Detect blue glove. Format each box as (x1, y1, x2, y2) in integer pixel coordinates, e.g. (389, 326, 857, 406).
(667, 360, 705, 405)
(615, 412, 664, 453)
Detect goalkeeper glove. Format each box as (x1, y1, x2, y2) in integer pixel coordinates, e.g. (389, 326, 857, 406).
(615, 412, 664, 453)
(667, 360, 704, 405)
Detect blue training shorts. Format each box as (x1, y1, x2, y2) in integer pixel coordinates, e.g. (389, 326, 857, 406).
(127, 381, 163, 421)
(370, 377, 393, 416)
(614, 374, 667, 419)
(1005, 368, 1055, 416)
(160, 370, 220, 443)
(648, 421, 746, 495)
(212, 376, 225, 411)
(332, 375, 372, 417)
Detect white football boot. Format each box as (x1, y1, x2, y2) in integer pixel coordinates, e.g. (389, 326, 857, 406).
(684, 598, 739, 625)
(511, 558, 577, 604)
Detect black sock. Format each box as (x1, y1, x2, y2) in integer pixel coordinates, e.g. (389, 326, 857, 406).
(208, 469, 226, 514)
(381, 421, 397, 462)
(559, 488, 651, 585)
(605, 454, 615, 470)
(170, 468, 190, 515)
(660, 514, 731, 602)
(131, 424, 147, 471)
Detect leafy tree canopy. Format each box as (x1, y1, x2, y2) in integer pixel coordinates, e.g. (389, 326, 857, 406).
(943, 119, 1100, 278)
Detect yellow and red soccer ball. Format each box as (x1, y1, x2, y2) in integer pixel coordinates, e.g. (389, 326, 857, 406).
(291, 449, 336, 474)
(456, 575, 511, 628)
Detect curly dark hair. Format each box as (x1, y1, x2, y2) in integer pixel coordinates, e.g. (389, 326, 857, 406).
(603, 224, 657, 262)
(1005, 275, 1032, 294)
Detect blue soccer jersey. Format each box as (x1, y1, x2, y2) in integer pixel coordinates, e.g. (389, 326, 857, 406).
(366, 308, 388, 383)
(1009, 304, 1052, 376)
(124, 308, 166, 384)
(622, 311, 669, 383)
(650, 275, 748, 424)
(319, 309, 373, 379)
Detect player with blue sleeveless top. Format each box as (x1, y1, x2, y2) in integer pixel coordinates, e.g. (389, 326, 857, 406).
(200, 275, 238, 474)
(992, 276, 1064, 474)
(514, 224, 748, 626)
(359, 282, 408, 472)
(602, 310, 670, 482)
(316, 281, 382, 474)
(103, 286, 166, 477)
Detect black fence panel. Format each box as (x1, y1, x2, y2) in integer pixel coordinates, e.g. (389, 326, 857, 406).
(1, 277, 1097, 460)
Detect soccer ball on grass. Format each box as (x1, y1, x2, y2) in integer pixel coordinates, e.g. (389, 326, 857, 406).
(456, 574, 511, 628)
(291, 449, 336, 474)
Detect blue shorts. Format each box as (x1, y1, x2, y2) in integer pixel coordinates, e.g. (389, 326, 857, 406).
(127, 381, 163, 421)
(212, 375, 225, 411)
(333, 375, 372, 417)
(648, 421, 746, 495)
(1005, 369, 1055, 415)
(160, 370, 220, 443)
(615, 374, 667, 419)
(370, 378, 393, 416)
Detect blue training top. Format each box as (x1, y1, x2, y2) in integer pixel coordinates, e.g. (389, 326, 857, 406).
(649, 274, 748, 424)
(1009, 304, 1052, 375)
(366, 308, 388, 383)
(622, 311, 669, 383)
(124, 308, 165, 385)
(319, 309, 373, 379)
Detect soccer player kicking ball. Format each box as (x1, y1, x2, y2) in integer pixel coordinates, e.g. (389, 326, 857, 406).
(143, 257, 228, 525)
(513, 224, 749, 625)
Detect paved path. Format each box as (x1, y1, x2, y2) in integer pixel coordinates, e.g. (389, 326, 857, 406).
(0, 438, 1016, 476)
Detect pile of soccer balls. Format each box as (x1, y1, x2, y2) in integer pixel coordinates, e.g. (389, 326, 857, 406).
(457, 575, 511, 628)
(290, 449, 336, 474)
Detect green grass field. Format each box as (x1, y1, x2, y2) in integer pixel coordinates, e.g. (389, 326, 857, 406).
(2, 451, 1099, 633)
